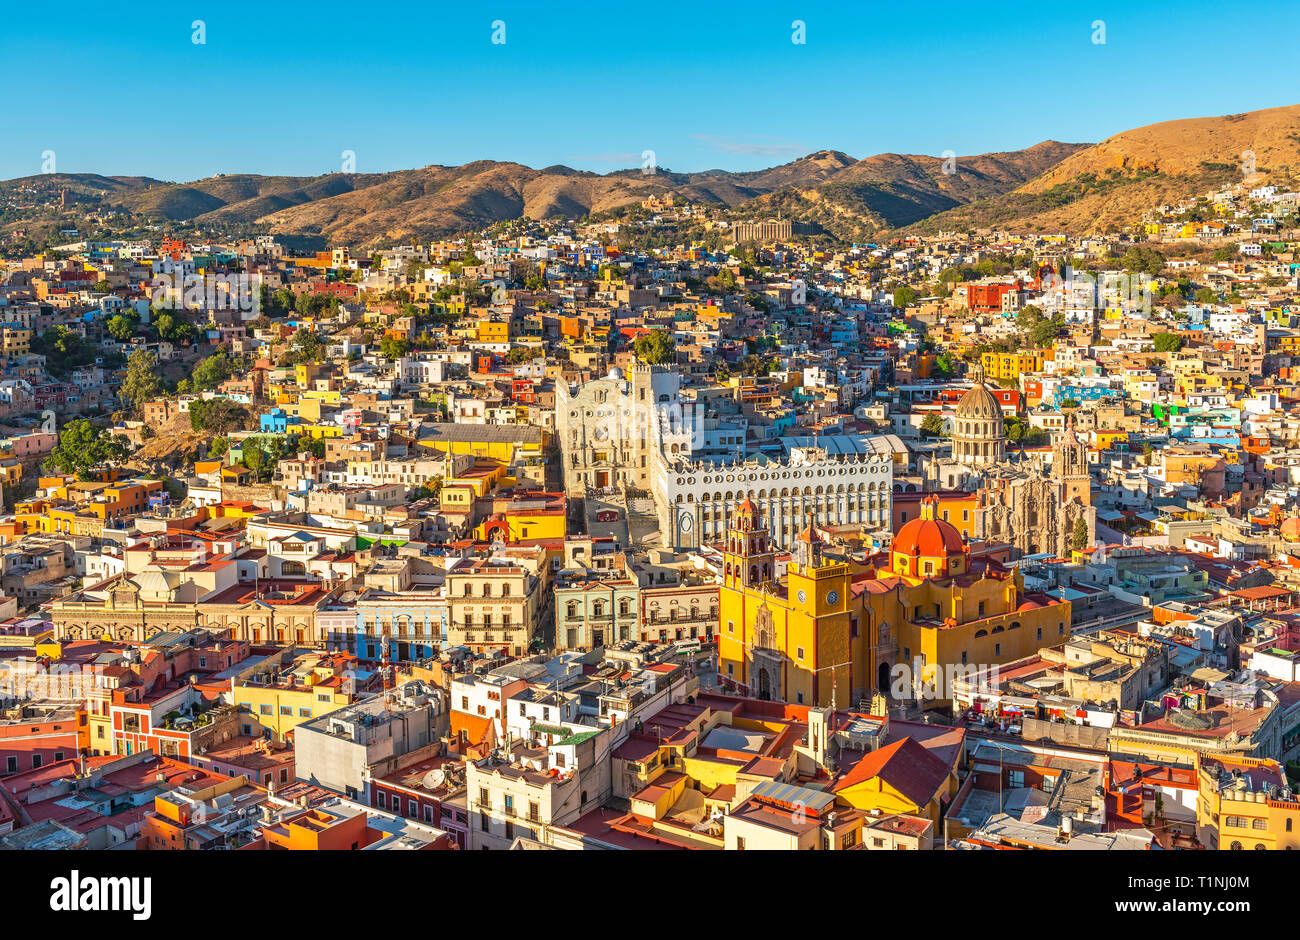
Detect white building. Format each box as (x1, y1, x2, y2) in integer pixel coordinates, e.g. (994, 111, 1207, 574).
(654, 438, 900, 550)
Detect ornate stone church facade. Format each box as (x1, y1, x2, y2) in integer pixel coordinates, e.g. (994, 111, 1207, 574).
(967, 420, 1096, 558)
(925, 377, 1095, 559)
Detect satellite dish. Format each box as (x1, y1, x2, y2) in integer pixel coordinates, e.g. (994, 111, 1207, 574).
(423, 769, 446, 790)
(339, 591, 357, 603)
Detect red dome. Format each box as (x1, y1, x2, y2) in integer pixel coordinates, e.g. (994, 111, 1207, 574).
(737, 498, 758, 513)
(893, 515, 965, 558)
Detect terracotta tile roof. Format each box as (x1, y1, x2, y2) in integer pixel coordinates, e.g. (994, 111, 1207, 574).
(831, 736, 950, 808)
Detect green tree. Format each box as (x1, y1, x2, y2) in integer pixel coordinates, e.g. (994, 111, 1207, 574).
(1016, 305, 1065, 348)
(1193, 287, 1219, 305)
(892, 285, 919, 308)
(294, 436, 326, 459)
(118, 349, 164, 413)
(291, 329, 324, 363)
(239, 435, 289, 482)
(33, 326, 96, 377)
(1070, 517, 1091, 551)
(189, 398, 250, 434)
(1151, 332, 1183, 353)
(191, 351, 235, 391)
(920, 414, 946, 437)
(633, 331, 676, 364)
(106, 312, 139, 342)
(379, 335, 410, 360)
(44, 420, 131, 481)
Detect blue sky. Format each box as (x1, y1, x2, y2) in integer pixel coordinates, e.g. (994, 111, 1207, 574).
(4, 0, 1298, 181)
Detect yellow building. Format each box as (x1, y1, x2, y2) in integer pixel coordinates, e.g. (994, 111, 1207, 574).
(231, 662, 355, 743)
(295, 362, 323, 389)
(477, 320, 511, 344)
(980, 350, 1044, 382)
(1195, 754, 1300, 850)
(717, 500, 862, 708)
(718, 497, 1071, 710)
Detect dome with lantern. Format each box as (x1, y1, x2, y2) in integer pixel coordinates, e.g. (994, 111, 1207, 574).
(951, 365, 1006, 466)
(891, 496, 968, 579)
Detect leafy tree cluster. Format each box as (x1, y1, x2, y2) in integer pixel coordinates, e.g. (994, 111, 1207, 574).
(33, 326, 97, 377)
(238, 435, 291, 482)
(892, 285, 919, 308)
(182, 351, 240, 392)
(920, 414, 947, 437)
(1015, 305, 1065, 348)
(379, 335, 410, 360)
(106, 309, 142, 341)
(1119, 245, 1166, 277)
(1004, 415, 1048, 446)
(1151, 332, 1183, 353)
(151, 308, 197, 346)
(44, 419, 131, 481)
(633, 331, 676, 364)
(1070, 517, 1091, 551)
(189, 397, 251, 434)
(119, 349, 164, 413)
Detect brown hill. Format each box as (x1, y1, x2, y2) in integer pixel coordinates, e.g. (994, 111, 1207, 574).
(0, 143, 1086, 246)
(909, 104, 1300, 235)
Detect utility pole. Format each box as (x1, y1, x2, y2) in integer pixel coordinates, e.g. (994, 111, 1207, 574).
(813, 659, 854, 709)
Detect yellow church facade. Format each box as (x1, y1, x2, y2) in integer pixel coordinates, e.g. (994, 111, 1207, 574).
(718, 496, 1071, 709)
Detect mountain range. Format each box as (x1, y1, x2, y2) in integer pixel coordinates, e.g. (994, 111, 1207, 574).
(5, 104, 1299, 247)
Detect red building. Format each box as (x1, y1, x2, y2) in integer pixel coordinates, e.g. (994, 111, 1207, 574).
(0, 703, 85, 776)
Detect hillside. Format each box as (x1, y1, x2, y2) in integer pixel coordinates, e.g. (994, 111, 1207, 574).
(0, 145, 1087, 247)
(907, 104, 1300, 235)
(6, 104, 1299, 245)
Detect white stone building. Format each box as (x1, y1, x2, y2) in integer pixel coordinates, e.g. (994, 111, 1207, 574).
(653, 439, 899, 550)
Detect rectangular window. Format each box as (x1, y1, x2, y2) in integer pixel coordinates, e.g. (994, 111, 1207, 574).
(259, 704, 273, 715)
